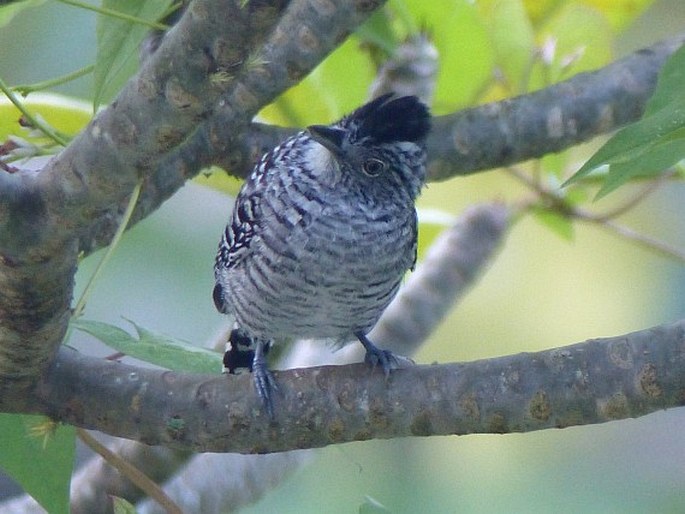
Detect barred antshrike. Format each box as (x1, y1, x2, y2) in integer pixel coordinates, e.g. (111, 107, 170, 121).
(214, 94, 431, 416)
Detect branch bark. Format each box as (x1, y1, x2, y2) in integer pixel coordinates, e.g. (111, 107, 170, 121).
(222, 34, 685, 181)
(5, 319, 679, 454)
(0, 0, 384, 409)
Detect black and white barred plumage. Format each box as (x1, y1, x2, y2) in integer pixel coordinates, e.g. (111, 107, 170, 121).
(214, 94, 431, 415)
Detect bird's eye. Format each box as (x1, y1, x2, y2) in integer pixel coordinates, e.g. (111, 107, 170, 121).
(362, 158, 387, 177)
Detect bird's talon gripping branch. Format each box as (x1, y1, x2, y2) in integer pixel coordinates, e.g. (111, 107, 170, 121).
(252, 340, 278, 419)
(357, 331, 409, 376)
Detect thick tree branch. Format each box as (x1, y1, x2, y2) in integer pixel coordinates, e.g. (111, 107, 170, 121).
(0, 0, 289, 408)
(7, 319, 681, 454)
(0, 0, 383, 406)
(222, 34, 685, 181)
(77, 0, 385, 257)
(425, 36, 685, 180)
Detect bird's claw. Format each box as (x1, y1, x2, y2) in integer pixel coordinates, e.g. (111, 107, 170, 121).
(252, 365, 278, 419)
(252, 339, 278, 419)
(356, 331, 414, 377)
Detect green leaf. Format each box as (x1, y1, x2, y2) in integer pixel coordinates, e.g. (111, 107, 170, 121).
(0, 0, 45, 27)
(259, 37, 375, 126)
(564, 44, 685, 197)
(0, 414, 75, 514)
(532, 207, 574, 240)
(72, 318, 220, 374)
(93, 0, 173, 109)
(407, 0, 494, 111)
(523, 0, 653, 32)
(531, 4, 613, 87)
(355, 7, 399, 55)
(112, 495, 138, 514)
(479, 0, 536, 93)
(643, 43, 685, 116)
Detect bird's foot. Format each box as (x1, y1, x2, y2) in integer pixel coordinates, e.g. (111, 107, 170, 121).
(223, 328, 277, 418)
(355, 332, 414, 377)
(222, 326, 256, 374)
(252, 339, 278, 419)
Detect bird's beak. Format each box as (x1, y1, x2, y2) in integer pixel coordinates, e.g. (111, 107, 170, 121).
(306, 125, 346, 158)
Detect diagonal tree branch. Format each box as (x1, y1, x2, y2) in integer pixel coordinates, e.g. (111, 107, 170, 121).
(39, 32, 684, 268)
(219, 34, 685, 181)
(73, 0, 386, 257)
(0, 0, 384, 407)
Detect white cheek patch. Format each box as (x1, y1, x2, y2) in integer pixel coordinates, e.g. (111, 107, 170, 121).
(304, 143, 340, 183)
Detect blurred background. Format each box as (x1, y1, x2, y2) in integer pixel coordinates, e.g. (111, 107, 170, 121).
(1, 0, 685, 512)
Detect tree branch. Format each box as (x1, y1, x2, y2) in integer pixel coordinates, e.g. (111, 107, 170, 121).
(0, 319, 671, 454)
(219, 34, 685, 182)
(0, 0, 383, 405)
(425, 36, 685, 180)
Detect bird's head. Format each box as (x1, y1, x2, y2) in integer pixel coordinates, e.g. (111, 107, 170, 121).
(306, 94, 431, 199)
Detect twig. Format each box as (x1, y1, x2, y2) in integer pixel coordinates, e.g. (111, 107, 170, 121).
(55, 0, 169, 30)
(577, 214, 685, 263)
(0, 77, 70, 146)
(77, 429, 183, 514)
(505, 166, 685, 263)
(11, 65, 95, 96)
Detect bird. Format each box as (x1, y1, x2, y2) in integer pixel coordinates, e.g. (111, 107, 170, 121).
(213, 94, 431, 416)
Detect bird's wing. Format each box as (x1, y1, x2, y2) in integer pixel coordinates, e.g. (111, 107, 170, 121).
(216, 148, 277, 270)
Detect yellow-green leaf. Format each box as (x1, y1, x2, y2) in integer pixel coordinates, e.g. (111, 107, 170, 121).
(479, 0, 536, 94)
(0, 0, 45, 27)
(531, 4, 613, 87)
(0, 92, 91, 140)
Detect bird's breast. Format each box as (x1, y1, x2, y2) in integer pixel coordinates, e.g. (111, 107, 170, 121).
(227, 181, 416, 341)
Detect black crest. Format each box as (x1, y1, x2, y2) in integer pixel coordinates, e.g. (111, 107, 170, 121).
(348, 94, 431, 145)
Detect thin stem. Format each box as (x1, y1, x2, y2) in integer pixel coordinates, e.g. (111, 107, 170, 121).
(55, 0, 169, 30)
(506, 167, 685, 263)
(593, 170, 675, 221)
(72, 180, 143, 321)
(77, 428, 183, 514)
(575, 211, 685, 263)
(0, 77, 70, 146)
(64, 181, 143, 347)
(161, 1, 183, 20)
(12, 65, 95, 96)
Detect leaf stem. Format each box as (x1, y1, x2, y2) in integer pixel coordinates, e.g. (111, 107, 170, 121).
(55, 0, 169, 30)
(0, 76, 70, 146)
(71, 180, 143, 322)
(12, 65, 95, 96)
(77, 428, 183, 514)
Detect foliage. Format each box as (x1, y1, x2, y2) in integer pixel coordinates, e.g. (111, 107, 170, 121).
(93, 0, 174, 109)
(565, 43, 685, 197)
(72, 318, 219, 374)
(0, 414, 75, 514)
